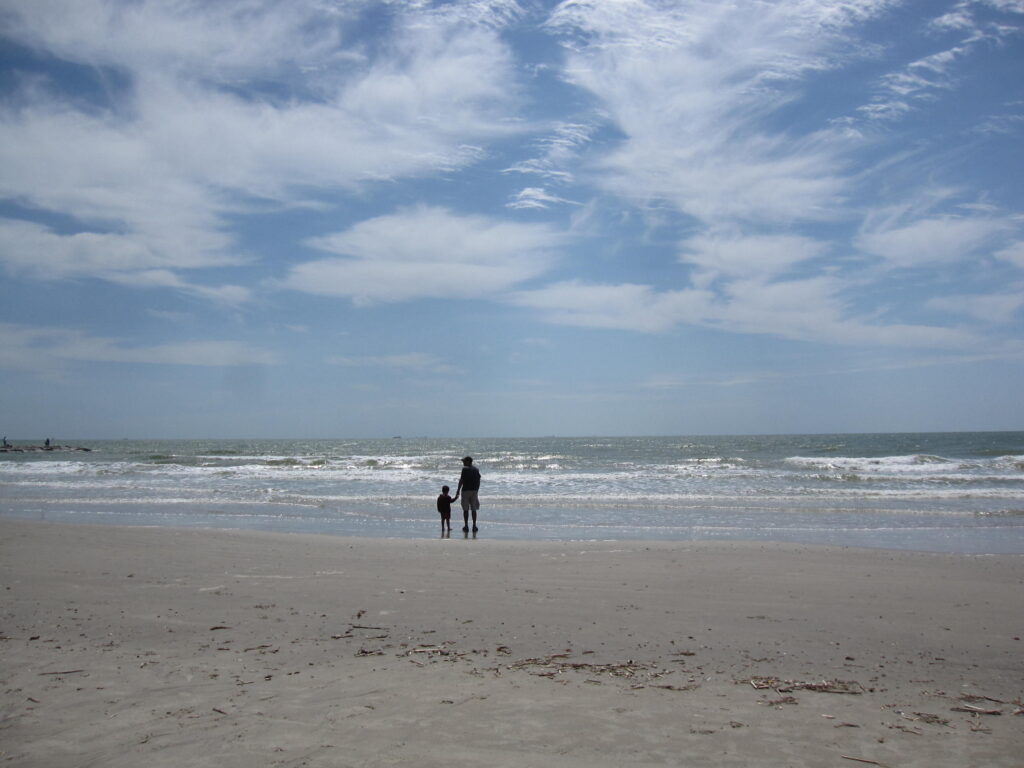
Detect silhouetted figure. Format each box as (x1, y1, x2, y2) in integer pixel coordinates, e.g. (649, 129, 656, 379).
(456, 456, 481, 533)
(436, 485, 455, 535)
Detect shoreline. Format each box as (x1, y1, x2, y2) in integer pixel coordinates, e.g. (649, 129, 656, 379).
(3, 511, 1023, 555)
(2, 519, 1023, 766)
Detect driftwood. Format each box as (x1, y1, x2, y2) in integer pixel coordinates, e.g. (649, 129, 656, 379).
(910, 712, 949, 726)
(508, 655, 655, 680)
(959, 693, 1005, 704)
(951, 704, 1002, 715)
(743, 677, 864, 694)
(403, 646, 465, 658)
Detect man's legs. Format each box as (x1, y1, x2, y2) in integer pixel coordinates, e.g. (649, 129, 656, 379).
(460, 490, 480, 532)
(464, 490, 479, 532)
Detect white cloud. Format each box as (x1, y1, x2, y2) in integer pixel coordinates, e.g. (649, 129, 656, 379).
(285, 206, 561, 304)
(0, 0, 530, 293)
(507, 187, 581, 210)
(860, 0, 1024, 124)
(513, 276, 977, 348)
(995, 240, 1024, 268)
(0, 219, 250, 304)
(544, 0, 893, 227)
(680, 232, 829, 286)
(512, 280, 714, 333)
(328, 352, 454, 374)
(856, 215, 1008, 267)
(927, 291, 1024, 324)
(0, 322, 276, 375)
(0, 0, 355, 80)
(503, 122, 595, 184)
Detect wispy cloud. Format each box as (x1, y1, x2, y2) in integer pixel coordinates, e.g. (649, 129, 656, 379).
(0, 0, 530, 302)
(859, 0, 1024, 123)
(521, 0, 1023, 350)
(506, 187, 581, 210)
(513, 274, 979, 349)
(995, 240, 1024, 267)
(545, 0, 886, 227)
(927, 290, 1024, 324)
(0, 322, 275, 376)
(328, 352, 454, 374)
(857, 214, 1010, 268)
(502, 122, 595, 184)
(285, 205, 562, 304)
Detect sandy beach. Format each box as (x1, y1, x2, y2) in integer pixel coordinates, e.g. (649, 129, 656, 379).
(1, 520, 1021, 767)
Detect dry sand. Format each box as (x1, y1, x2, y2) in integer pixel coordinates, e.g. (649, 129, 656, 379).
(1, 519, 1022, 767)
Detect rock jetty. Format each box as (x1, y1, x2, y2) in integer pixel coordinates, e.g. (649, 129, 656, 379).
(0, 443, 91, 453)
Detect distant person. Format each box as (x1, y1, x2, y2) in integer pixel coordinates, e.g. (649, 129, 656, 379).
(436, 485, 455, 535)
(456, 456, 481, 533)
(44, 438, 50, 448)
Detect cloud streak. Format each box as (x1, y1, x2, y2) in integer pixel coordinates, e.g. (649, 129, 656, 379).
(0, 322, 275, 376)
(285, 206, 562, 304)
(0, 0, 531, 304)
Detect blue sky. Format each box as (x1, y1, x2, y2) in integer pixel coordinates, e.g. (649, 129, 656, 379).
(1, 0, 1022, 439)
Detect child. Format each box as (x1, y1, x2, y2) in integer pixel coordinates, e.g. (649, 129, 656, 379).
(436, 485, 457, 534)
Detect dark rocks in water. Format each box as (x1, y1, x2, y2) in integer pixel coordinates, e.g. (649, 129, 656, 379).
(0, 444, 91, 453)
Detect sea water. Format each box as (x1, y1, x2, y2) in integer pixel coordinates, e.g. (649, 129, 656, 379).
(1, 433, 1023, 553)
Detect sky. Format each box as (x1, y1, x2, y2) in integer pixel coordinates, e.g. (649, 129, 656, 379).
(1, 0, 1022, 439)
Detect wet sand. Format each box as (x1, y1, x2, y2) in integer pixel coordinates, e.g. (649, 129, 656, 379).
(1, 519, 1022, 767)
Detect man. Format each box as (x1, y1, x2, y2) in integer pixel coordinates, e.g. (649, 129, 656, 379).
(456, 456, 481, 533)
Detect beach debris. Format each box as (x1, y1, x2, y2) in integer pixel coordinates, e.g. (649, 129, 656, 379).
(38, 669, 85, 676)
(356, 648, 384, 656)
(889, 724, 923, 736)
(502, 654, 681, 688)
(208, 626, 231, 631)
(951, 704, 1002, 715)
(651, 683, 701, 692)
(958, 693, 1005, 705)
(403, 646, 466, 658)
(910, 712, 949, 726)
(840, 756, 886, 767)
(742, 677, 864, 694)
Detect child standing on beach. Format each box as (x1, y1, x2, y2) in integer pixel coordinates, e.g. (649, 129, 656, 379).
(436, 485, 457, 535)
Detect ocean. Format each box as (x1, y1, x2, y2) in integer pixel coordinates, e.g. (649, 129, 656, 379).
(2, 433, 1023, 553)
